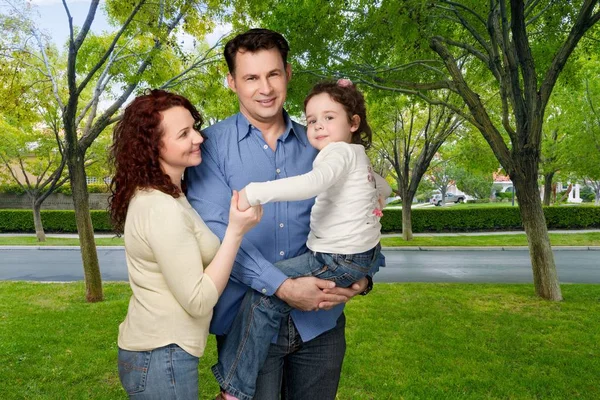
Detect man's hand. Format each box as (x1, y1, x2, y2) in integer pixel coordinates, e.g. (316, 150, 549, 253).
(275, 277, 348, 311)
(319, 277, 368, 310)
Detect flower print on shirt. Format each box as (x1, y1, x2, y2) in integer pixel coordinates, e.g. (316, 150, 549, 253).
(366, 165, 384, 218)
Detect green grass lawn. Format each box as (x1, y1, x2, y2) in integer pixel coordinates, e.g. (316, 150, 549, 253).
(380, 232, 600, 247)
(0, 236, 124, 246)
(2, 232, 599, 247)
(1, 282, 599, 399)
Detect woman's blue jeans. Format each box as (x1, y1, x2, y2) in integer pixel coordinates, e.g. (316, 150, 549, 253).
(212, 244, 380, 400)
(118, 344, 199, 399)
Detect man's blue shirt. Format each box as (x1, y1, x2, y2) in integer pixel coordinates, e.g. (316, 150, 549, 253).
(186, 111, 379, 341)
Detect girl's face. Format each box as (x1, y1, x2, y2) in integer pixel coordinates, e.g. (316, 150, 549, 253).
(305, 93, 359, 151)
(158, 106, 203, 178)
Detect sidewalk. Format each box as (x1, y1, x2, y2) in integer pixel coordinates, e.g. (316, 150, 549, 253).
(381, 229, 600, 237)
(1, 230, 599, 251)
(1, 229, 599, 239)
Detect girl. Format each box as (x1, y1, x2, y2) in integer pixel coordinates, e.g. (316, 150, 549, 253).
(109, 89, 262, 399)
(214, 80, 391, 400)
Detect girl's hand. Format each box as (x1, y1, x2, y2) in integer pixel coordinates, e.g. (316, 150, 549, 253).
(227, 190, 263, 237)
(237, 188, 251, 211)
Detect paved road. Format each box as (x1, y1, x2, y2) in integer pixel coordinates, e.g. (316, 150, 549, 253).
(1, 248, 598, 283)
(379, 250, 600, 283)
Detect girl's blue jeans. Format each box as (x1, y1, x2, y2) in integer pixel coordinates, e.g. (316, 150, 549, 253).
(211, 244, 381, 400)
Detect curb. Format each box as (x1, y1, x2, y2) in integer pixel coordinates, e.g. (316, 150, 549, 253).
(1, 246, 599, 251)
(381, 246, 600, 251)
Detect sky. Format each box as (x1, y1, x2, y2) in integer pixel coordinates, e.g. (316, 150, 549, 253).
(28, 0, 230, 49)
(20, 0, 231, 108)
(30, 0, 112, 47)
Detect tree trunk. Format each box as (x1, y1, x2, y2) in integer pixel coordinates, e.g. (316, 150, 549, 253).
(32, 198, 46, 242)
(401, 195, 413, 241)
(542, 172, 554, 206)
(513, 173, 562, 301)
(68, 153, 103, 302)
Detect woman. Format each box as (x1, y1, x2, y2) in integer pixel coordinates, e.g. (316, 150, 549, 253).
(109, 89, 262, 399)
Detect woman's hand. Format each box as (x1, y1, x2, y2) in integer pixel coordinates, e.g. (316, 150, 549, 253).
(227, 190, 263, 237)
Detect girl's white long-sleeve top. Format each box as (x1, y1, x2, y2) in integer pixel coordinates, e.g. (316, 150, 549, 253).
(118, 189, 220, 357)
(245, 142, 392, 254)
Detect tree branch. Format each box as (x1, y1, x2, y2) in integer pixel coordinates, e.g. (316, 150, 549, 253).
(159, 37, 224, 89)
(539, 0, 599, 111)
(76, 0, 147, 96)
(30, 29, 64, 110)
(510, 0, 537, 123)
(79, 5, 187, 151)
(439, 0, 488, 26)
(430, 36, 512, 169)
(526, 0, 555, 26)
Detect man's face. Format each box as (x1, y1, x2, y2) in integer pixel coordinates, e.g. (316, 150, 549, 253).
(227, 48, 292, 126)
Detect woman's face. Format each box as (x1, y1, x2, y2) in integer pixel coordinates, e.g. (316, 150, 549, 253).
(158, 106, 203, 177)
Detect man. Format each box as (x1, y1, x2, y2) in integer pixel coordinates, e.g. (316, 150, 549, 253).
(186, 28, 376, 399)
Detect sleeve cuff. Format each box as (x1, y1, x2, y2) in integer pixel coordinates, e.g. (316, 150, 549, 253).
(244, 183, 262, 206)
(251, 260, 289, 296)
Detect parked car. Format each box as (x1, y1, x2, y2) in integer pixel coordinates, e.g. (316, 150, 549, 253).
(430, 192, 466, 206)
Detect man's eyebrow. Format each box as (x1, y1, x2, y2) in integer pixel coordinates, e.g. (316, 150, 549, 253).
(241, 68, 282, 79)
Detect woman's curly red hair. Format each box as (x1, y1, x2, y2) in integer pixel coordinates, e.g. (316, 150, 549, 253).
(108, 89, 203, 234)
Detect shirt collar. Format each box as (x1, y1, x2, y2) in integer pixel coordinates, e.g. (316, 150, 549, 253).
(236, 110, 308, 147)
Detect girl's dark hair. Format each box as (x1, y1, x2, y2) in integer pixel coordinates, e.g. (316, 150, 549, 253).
(303, 81, 372, 149)
(108, 89, 203, 234)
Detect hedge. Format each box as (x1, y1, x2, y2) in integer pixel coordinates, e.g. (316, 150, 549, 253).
(380, 205, 600, 233)
(0, 183, 110, 195)
(0, 210, 113, 233)
(1, 206, 599, 233)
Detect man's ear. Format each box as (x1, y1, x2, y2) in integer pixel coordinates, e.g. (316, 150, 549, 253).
(350, 115, 361, 132)
(285, 63, 292, 82)
(227, 73, 237, 93)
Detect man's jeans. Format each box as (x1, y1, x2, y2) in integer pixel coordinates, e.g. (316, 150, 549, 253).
(212, 244, 380, 400)
(118, 344, 199, 399)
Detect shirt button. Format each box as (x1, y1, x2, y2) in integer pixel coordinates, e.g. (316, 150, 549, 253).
(261, 288, 267, 294)
(279, 251, 285, 256)
(276, 168, 281, 174)
(263, 144, 268, 149)
(279, 223, 284, 228)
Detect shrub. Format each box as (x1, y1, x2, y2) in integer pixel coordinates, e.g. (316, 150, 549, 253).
(495, 192, 513, 202)
(580, 186, 596, 203)
(55, 185, 72, 195)
(467, 199, 491, 204)
(380, 205, 600, 233)
(0, 210, 114, 233)
(386, 199, 403, 207)
(88, 183, 110, 193)
(1, 206, 599, 234)
(3, 183, 111, 195)
(0, 183, 26, 195)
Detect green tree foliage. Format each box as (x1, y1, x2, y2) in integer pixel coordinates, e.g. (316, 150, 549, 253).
(2, 0, 229, 302)
(561, 56, 600, 204)
(231, 0, 600, 300)
(370, 95, 461, 239)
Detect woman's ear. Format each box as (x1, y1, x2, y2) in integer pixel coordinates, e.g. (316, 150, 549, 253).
(350, 115, 361, 132)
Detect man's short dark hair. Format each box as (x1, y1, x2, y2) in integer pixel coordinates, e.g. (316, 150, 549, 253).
(224, 28, 289, 75)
